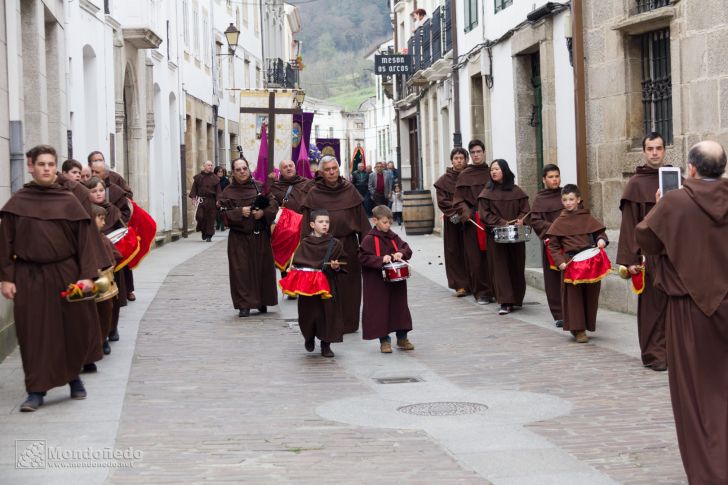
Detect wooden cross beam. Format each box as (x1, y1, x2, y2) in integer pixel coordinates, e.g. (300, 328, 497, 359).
(240, 91, 302, 175)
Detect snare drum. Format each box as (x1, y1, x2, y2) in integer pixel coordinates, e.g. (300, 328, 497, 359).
(382, 261, 410, 282)
(563, 248, 612, 285)
(493, 225, 532, 243)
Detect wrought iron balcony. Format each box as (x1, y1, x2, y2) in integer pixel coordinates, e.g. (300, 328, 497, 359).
(635, 0, 670, 14)
(265, 58, 298, 89)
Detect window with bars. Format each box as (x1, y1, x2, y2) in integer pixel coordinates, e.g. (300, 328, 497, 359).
(640, 28, 673, 144)
(464, 0, 478, 32)
(635, 0, 670, 14)
(182, 0, 189, 48)
(495, 0, 513, 13)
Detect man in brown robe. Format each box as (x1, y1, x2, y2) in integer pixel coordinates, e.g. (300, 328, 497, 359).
(300, 156, 371, 333)
(270, 159, 314, 213)
(528, 164, 564, 326)
(617, 132, 669, 371)
(0, 145, 102, 412)
(452, 139, 494, 304)
(434, 147, 470, 297)
(219, 158, 279, 317)
(88, 150, 134, 198)
(547, 185, 608, 343)
(189, 160, 221, 242)
(635, 140, 728, 484)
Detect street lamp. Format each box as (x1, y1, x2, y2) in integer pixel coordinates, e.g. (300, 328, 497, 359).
(293, 89, 306, 109)
(224, 23, 240, 53)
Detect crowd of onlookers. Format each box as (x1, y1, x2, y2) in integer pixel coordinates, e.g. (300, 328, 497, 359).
(350, 161, 402, 222)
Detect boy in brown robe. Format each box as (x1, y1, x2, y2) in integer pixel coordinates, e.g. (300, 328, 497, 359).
(547, 184, 608, 343)
(189, 160, 221, 242)
(283, 210, 344, 358)
(359, 205, 414, 353)
(0, 145, 102, 412)
(300, 156, 371, 333)
(219, 158, 279, 317)
(635, 140, 728, 484)
(270, 159, 314, 213)
(528, 164, 565, 327)
(617, 132, 670, 371)
(478, 159, 530, 315)
(434, 147, 470, 297)
(452, 140, 494, 304)
(91, 204, 121, 357)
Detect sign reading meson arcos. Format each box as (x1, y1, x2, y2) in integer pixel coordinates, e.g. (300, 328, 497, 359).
(374, 55, 413, 75)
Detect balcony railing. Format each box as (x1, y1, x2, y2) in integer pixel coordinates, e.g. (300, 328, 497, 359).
(265, 58, 297, 89)
(635, 0, 670, 14)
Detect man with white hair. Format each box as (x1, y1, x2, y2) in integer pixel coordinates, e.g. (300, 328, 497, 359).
(189, 160, 220, 242)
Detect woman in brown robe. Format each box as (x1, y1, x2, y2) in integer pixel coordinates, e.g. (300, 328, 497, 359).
(452, 141, 494, 304)
(635, 142, 728, 484)
(189, 161, 221, 242)
(434, 148, 470, 296)
(219, 158, 279, 317)
(528, 164, 564, 326)
(300, 156, 371, 333)
(478, 159, 530, 315)
(547, 185, 608, 343)
(0, 146, 102, 412)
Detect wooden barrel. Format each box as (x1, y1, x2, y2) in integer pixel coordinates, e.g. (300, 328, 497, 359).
(403, 190, 435, 235)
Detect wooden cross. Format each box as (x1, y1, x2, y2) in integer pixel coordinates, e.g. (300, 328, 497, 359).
(240, 91, 302, 175)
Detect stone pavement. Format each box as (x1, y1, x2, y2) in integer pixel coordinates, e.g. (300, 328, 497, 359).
(0, 231, 687, 484)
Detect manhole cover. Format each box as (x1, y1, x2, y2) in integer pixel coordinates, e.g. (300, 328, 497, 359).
(397, 402, 488, 416)
(374, 377, 423, 384)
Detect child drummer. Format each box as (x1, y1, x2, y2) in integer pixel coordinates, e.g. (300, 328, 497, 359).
(279, 209, 344, 358)
(359, 205, 414, 353)
(546, 184, 608, 343)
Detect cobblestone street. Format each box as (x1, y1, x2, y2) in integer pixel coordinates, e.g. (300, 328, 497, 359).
(0, 234, 687, 484)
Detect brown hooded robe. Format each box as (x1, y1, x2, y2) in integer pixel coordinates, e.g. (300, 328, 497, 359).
(190, 171, 221, 238)
(270, 175, 314, 214)
(220, 179, 279, 310)
(478, 184, 530, 306)
(617, 165, 668, 367)
(0, 183, 103, 392)
(452, 164, 493, 300)
(300, 176, 371, 333)
(547, 209, 608, 333)
(635, 177, 728, 484)
(434, 168, 469, 292)
(359, 227, 413, 340)
(529, 188, 564, 320)
(291, 233, 345, 343)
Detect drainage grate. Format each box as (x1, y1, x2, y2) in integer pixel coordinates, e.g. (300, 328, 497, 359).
(397, 401, 488, 416)
(374, 376, 423, 384)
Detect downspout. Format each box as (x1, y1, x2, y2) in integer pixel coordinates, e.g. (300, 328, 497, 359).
(571, 0, 589, 207)
(6, 0, 24, 193)
(450, 0, 461, 147)
(211, 0, 219, 166)
(392, 2, 402, 183)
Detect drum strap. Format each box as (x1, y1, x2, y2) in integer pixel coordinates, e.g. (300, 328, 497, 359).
(283, 185, 294, 204)
(374, 236, 398, 257)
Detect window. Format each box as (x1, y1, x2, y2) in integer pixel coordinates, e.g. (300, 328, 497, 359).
(315, 125, 320, 139)
(635, 0, 670, 14)
(182, 0, 189, 48)
(228, 55, 235, 89)
(494, 0, 512, 13)
(254, 4, 260, 35)
(202, 13, 210, 66)
(464, 0, 478, 32)
(329, 127, 334, 138)
(216, 42, 223, 91)
(242, 3, 249, 27)
(244, 59, 250, 89)
(256, 66, 262, 88)
(640, 28, 673, 144)
(192, 8, 199, 58)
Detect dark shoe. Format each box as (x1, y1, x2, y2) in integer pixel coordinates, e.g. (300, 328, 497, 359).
(650, 362, 668, 372)
(103, 340, 111, 355)
(305, 337, 315, 352)
(20, 393, 44, 412)
(554, 320, 564, 328)
(108, 329, 119, 342)
(82, 363, 97, 374)
(127, 292, 136, 301)
(287, 294, 298, 300)
(321, 342, 335, 358)
(498, 304, 511, 315)
(257, 306, 267, 314)
(206, 237, 212, 242)
(69, 379, 87, 400)
(239, 308, 250, 317)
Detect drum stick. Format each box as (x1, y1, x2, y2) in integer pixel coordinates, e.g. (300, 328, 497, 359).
(468, 219, 485, 231)
(507, 212, 531, 225)
(323, 262, 348, 266)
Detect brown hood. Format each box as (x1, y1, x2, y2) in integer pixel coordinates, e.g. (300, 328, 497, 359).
(433, 167, 460, 194)
(455, 163, 490, 188)
(682, 177, 728, 224)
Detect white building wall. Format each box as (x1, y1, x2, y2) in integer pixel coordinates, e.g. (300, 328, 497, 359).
(552, 12, 577, 186)
(489, 40, 518, 176)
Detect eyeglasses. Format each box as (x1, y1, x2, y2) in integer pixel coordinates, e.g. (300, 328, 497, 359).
(233, 167, 249, 172)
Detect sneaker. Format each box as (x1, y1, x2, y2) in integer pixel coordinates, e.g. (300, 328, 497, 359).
(69, 379, 87, 400)
(575, 331, 589, 343)
(238, 308, 250, 318)
(20, 393, 44, 412)
(321, 342, 335, 358)
(380, 341, 393, 353)
(82, 363, 97, 374)
(304, 337, 315, 352)
(476, 297, 491, 305)
(396, 339, 415, 351)
(498, 305, 511, 315)
(103, 340, 111, 355)
(108, 328, 119, 341)
(554, 320, 564, 328)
